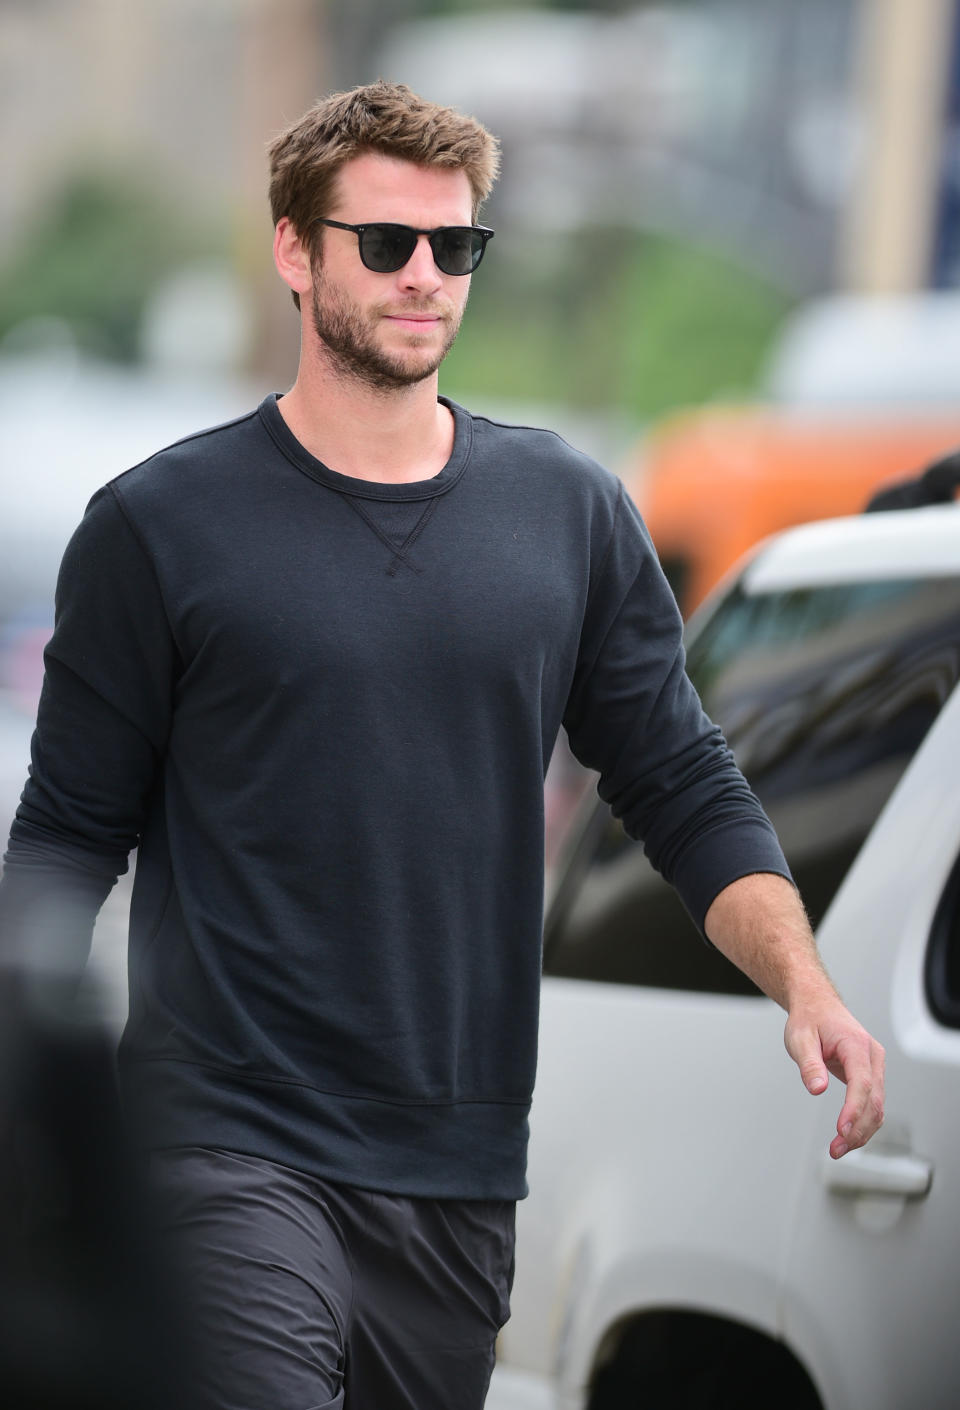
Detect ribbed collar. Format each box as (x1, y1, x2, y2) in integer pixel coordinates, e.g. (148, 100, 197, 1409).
(258, 392, 473, 502)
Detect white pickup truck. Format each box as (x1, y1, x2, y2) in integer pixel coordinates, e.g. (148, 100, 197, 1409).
(492, 496, 960, 1410)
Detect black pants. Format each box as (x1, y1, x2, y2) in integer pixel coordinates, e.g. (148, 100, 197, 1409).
(148, 1147, 516, 1410)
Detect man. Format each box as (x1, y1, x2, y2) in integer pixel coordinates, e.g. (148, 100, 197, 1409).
(0, 81, 883, 1410)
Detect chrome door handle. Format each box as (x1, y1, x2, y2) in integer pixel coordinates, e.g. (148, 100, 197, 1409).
(823, 1148, 933, 1198)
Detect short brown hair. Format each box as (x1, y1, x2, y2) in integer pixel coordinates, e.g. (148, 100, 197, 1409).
(268, 79, 500, 300)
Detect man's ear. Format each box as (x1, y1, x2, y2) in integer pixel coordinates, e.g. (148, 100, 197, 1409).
(273, 217, 314, 300)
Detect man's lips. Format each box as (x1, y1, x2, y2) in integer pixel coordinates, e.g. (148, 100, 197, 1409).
(384, 312, 442, 327)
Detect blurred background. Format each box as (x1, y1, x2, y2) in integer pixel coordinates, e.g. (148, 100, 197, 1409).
(4, 0, 960, 992)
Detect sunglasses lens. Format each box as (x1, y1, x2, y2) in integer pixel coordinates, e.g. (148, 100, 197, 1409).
(359, 224, 417, 272)
(430, 228, 484, 275)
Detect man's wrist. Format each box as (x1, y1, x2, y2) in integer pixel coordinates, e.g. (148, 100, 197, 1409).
(782, 962, 841, 1016)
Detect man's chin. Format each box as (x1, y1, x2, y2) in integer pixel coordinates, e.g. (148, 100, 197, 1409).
(375, 340, 452, 385)
(385, 359, 445, 389)
(312, 312, 456, 390)
(346, 349, 445, 393)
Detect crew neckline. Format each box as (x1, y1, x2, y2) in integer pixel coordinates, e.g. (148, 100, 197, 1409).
(258, 392, 473, 502)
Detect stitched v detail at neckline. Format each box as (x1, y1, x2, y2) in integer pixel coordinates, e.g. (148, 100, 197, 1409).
(343, 496, 440, 576)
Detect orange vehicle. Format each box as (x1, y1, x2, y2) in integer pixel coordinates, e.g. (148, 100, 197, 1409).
(622, 406, 960, 615)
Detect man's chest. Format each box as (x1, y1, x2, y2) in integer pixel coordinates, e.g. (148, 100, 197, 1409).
(161, 486, 589, 705)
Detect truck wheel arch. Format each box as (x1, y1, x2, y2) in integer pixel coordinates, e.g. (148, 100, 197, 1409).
(585, 1308, 824, 1410)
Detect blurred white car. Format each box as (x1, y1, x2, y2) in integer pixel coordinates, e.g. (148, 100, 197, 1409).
(496, 495, 960, 1410)
(764, 291, 960, 410)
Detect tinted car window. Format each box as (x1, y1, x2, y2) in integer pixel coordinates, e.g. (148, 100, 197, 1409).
(545, 576, 960, 991)
(926, 850, 960, 1030)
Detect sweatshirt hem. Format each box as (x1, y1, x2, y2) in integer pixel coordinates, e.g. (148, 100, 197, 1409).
(124, 1053, 531, 1108)
(119, 1056, 531, 1201)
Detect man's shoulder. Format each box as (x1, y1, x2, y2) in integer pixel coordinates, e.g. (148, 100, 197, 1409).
(107, 402, 267, 504)
(454, 401, 623, 504)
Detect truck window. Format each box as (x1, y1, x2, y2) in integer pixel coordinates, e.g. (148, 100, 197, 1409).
(927, 851, 960, 1030)
(545, 576, 960, 992)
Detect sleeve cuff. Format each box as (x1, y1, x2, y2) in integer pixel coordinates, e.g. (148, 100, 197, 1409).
(670, 818, 794, 936)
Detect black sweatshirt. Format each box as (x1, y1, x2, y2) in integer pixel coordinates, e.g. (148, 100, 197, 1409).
(0, 394, 790, 1198)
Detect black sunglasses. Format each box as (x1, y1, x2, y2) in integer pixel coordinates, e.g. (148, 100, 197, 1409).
(314, 218, 494, 276)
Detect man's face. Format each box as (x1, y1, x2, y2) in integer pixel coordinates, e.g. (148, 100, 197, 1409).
(308, 153, 475, 392)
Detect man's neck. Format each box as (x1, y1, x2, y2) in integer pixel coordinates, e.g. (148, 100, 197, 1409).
(276, 362, 454, 485)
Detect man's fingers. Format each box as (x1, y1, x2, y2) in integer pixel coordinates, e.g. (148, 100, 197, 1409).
(785, 1007, 886, 1159)
(826, 1032, 886, 1158)
(833, 1072, 886, 1157)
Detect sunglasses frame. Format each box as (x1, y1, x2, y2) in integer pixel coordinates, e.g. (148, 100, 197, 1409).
(313, 218, 495, 276)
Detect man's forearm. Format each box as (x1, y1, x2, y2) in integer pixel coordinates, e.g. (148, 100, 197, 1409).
(703, 870, 885, 1159)
(703, 871, 836, 1011)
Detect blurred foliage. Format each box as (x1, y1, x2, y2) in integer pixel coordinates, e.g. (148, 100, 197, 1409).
(442, 227, 794, 421)
(0, 171, 221, 361)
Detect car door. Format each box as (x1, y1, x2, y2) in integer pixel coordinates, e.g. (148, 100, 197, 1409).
(778, 683, 960, 1410)
(505, 562, 960, 1405)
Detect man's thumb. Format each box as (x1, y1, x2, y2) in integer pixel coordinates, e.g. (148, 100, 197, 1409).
(786, 1021, 830, 1094)
(800, 1056, 829, 1095)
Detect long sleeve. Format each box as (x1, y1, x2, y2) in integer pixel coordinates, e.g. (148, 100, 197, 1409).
(0, 486, 180, 979)
(563, 481, 791, 931)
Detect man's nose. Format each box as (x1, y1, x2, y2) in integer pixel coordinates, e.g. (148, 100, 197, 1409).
(399, 235, 444, 291)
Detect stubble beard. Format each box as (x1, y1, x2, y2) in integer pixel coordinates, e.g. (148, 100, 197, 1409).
(310, 274, 464, 394)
